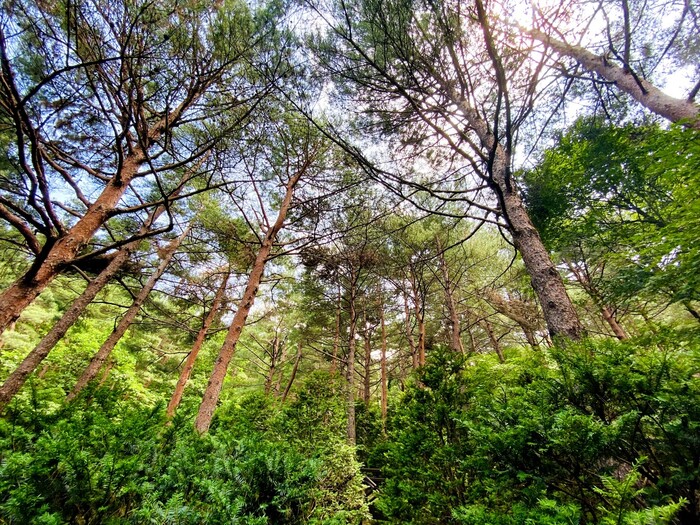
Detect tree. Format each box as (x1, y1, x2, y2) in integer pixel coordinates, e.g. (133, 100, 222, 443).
(518, 0, 700, 127)
(194, 115, 329, 433)
(0, 0, 270, 334)
(308, 0, 583, 339)
(67, 223, 191, 401)
(524, 119, 700, 325)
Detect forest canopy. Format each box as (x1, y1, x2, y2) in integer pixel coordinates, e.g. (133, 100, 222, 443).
(0, 0, 698, 523)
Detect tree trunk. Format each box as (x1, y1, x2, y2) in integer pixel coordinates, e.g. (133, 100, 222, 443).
(330, 284, 341, 375)
(0, 156, 144, 335)
(281, 341, 302, 403)
(402, 290, 418, 369)
(273, 341, 288, 396)
(380, 298, 388, 430)
(0, 95, 197, 336)
(0, 181, 189, 411)
(166, 270, 230, 418)
(362, 306, 372, 406)
(346, 273, 358, 445)
(264, 333, 281, 395)
(566, 261, 628, 340)
(194, 172, 302, 434)
(67, 225, 190, 401)
(527, 28, 700, 129)
(601, 305, 629, 340)
(410, 271, 426, 366)
(0, 250, 130, 410)
(483, 319, 505, 363)
(437, 240, 464, 353)
(457, 98, 583, 340)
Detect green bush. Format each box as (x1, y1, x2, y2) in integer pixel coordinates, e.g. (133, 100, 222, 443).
(0, 373, 370, 524)
(373, 334, 699, 524)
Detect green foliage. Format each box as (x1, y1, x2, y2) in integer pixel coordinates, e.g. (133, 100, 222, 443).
(0, 373, 370, 524)
(524, 119, 700, 308)
(371, 336, 699, 524)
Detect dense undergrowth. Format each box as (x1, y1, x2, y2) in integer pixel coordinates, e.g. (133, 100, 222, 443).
(1, 329, 699, 524)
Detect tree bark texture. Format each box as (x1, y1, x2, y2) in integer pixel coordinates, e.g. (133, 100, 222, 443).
(458, 100, 584, 340)
(194, 172, 303, 434)
(166, 270, 230, 418)
(67, 225, 189, 401)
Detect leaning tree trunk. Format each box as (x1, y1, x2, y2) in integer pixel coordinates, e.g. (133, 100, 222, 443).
(565, 261, 628, 340)
(482, 319, 505, 363)
(0, 98, 198, 336)
(67, 225, 190, 401)
(0, 156, 144, 335)
(194, 172, 303, 434)
(497, 176, 583, 339)
(281, 342, 302, 403)
(457, 99, 584, 340)
(166, 269, 230, 418)
(0, 249, 130, 410)
(527, 28, 700, 129)
(0, 178, 191, 410)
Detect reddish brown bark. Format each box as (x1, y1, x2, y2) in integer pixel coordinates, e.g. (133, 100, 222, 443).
(194, 171, 303, 434)
(0, 181, 189, 410)
(166, 270, 230, 418)
(0, 249, 130, 410)
(0, 98, 198, 336)
(67, 225, 190, 401)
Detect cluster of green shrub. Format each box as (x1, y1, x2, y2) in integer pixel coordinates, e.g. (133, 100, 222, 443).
(1, 329, 698, 524)
(0, 372, 369, 524)
(363, 330, 699, 524)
